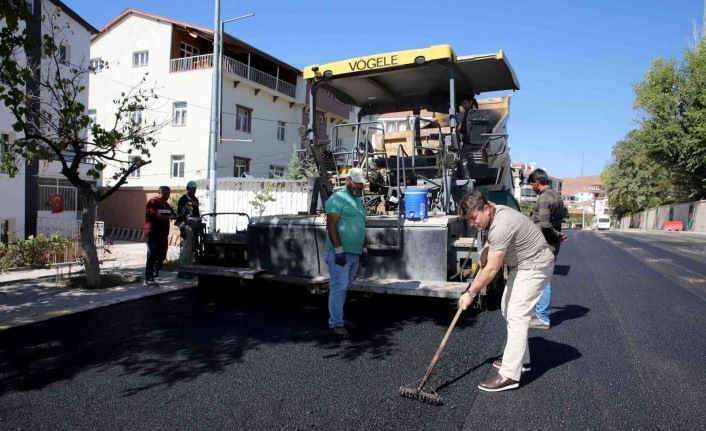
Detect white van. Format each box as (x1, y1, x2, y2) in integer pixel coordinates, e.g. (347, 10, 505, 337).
(590, 216, 611, 231)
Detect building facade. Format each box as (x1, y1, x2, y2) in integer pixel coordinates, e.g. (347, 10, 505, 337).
(0, 0, 97, 239)
(511, 162, 563, 203)
(90, 8, 358, 192)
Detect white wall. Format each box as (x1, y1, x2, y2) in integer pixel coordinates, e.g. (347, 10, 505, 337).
(0, 7, 29, 238)
(1, 0, 94, 239)
(195, 178, 312, 232)
(218, 77, 301, 179)
(91, 13, 308, 188)
(0, 44, 25, 238)
(91, 15, 180, 189)
(574, 192, 594, 202)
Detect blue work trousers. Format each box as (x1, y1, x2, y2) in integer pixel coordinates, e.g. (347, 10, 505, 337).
(325, 249, 360, 328)
(534, 256, 557, 323)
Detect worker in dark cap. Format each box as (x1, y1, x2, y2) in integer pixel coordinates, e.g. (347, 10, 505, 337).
(176, 180, 200, 279)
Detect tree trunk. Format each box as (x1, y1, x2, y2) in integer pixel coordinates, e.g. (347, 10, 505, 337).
(79, 189, 102, 288)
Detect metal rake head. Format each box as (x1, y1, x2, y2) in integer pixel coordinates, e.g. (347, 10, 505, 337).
(399, 383, 443, 406)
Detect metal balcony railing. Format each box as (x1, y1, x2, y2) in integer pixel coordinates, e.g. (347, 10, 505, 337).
(170, 54, 296, 98)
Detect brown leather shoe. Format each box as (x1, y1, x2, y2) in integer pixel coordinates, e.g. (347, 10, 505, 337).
(492, 358, 531, 372)
(478, 373, 519, 392)
(329, 326, 350, 339)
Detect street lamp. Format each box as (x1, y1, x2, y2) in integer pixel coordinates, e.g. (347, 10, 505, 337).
(207, 0, 253, 233)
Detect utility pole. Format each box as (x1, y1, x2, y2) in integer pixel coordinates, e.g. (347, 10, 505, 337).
(207, 0, 221, 233)
(207, 0, 253, 233)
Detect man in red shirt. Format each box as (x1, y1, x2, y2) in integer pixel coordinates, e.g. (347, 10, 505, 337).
(144, 186, 176, 286)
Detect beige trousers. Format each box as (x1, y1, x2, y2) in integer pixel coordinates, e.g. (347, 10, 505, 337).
(499, 254, 555, 381)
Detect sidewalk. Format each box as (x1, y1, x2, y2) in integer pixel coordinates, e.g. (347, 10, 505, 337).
(0, 241, 197, 331)
(616, 228, 706, 236)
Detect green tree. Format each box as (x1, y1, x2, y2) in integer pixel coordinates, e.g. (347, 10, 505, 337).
(602, 131, 670, 218)
(603, 15, 706, 215)
(631, 40, 706, 201)
(283, 144, 316, 180)
(0, 4, 165, 288)
(519, 201, 534, 217)
(250, 182, 276, 216)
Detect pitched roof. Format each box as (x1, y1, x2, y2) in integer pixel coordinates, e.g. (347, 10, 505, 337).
(49, 0, 99, 34)
(92, 8, 300, 74)
(561, 175, 602, 196)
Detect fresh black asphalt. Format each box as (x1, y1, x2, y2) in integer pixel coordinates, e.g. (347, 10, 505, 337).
(1, 230, 704, 430)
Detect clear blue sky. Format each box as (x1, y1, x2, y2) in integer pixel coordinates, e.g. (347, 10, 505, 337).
(65, 0, 704, 178)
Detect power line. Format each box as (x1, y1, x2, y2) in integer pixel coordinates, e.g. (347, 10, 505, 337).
(92, 73, 319, 127)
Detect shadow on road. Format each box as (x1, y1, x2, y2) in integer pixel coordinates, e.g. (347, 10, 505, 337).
(521, 337, 582, 385)
(550, 304, 590, 327)
(554, 265, 571, 276)
(0, 282, 482, 397)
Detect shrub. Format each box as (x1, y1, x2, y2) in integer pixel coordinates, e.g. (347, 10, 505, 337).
(0, 243, 12, 272)
(0, 233, 73, 270)
(250, 182, 276, 216)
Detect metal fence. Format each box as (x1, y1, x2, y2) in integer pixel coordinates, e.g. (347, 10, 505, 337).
(195, 178, 314, 233)
(36, 218, 105, 263)
(169, 53, 213, 72)
(171, 54, 296, 98)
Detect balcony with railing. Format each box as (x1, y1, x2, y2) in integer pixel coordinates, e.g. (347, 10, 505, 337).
(169, 53, 296, 98)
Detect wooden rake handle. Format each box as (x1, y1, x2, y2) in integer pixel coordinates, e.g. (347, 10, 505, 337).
(416, 266, 481, 391)
(416, 305, 464, 391)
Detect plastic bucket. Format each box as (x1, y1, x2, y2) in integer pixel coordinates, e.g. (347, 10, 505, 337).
(404, 187, 428, 220)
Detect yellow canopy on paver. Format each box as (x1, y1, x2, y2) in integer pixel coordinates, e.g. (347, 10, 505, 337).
(303, 45, 520, 116)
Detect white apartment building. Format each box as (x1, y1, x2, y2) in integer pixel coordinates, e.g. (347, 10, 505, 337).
(0, 0, 97, 239)
(90, 8, 358, 190)
(594, 196, 610, 217)
(510, 162, 563, 204)
(574, 191, 595, 202)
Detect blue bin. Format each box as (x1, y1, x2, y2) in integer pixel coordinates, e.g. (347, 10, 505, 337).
(404, 187, 428, 220)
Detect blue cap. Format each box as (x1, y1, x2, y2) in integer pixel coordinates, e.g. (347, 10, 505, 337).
(186, 181, 197, 189)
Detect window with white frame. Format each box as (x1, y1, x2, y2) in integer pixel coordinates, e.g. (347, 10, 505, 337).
(128, 156, 141, 178)
(318, 115, 324, 124)
(236, 105, 251, 133)
(171, 155, 185, 178)
(133, 50, 149, 67)
(180, 42, 200, 58)
(173, 102, 187, 126)
(129, 106, 143, 125)
(25, 0, 34, 14)
(233, 157, 250, 177)
(89, 58, 102, 71)
(386, 122, 396, 133)
(59, 43, 69, 64)
(521, 186, 537, 197)
(269, 165, 285, 179)
(276, 121, 285, 141)
(88, 109, 96, 124)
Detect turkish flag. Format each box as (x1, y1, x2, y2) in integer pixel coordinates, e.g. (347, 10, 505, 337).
(50, 193, 64, 214)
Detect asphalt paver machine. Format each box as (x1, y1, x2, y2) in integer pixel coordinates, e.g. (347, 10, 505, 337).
(186, 45, 521, 304)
